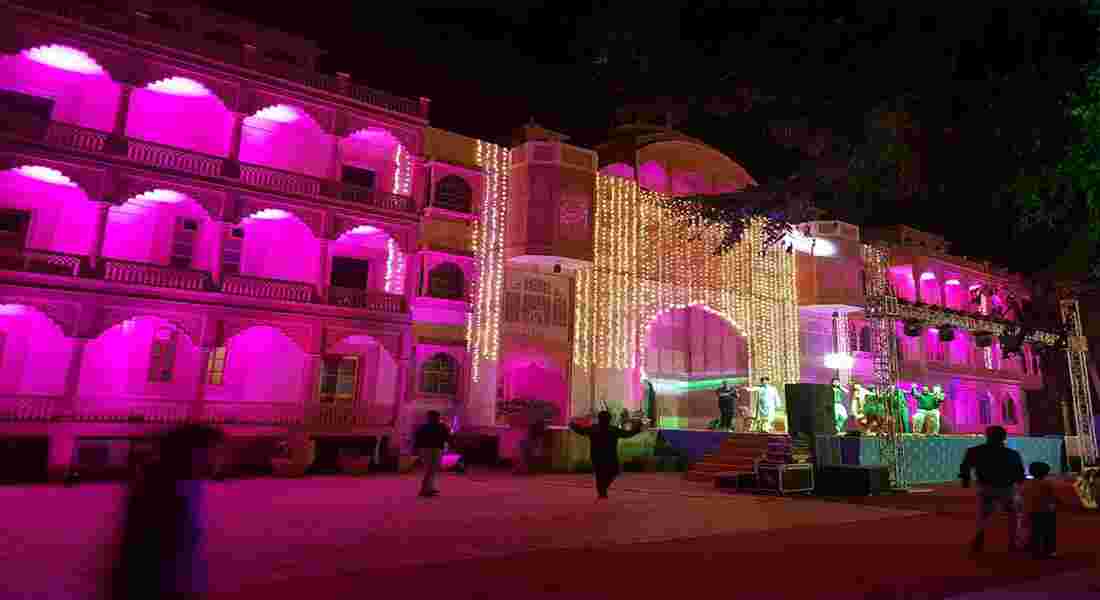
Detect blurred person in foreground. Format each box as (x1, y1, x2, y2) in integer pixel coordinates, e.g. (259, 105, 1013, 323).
(1021, 461, 1059, 559)
(110, 423, 223, 599)
(959, 425, 1026, 554)
(569, 410, 643, 500)
(414, 410, 451, 497)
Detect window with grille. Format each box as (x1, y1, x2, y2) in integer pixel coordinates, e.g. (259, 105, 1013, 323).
(434, 176, 472, 212)
(206, 346, 227, 385)
(427, 263, 464, 299)
(421, 353, 458, 395)
(342, 165, 376, 190)
(222, 228, 244, 275)
(171, 218, 198, 268)
(0, 210, 30, 253)
(318, 356, 358, 404)
(148, 327, 178, 382)
(330, 257, 370, 290)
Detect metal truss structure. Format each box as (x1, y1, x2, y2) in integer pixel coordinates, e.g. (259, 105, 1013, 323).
(861, 245, 906, 488)
(1061, 299, 1098, 465)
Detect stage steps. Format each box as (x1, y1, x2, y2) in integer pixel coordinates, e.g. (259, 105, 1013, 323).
(685, 433, 793, 482)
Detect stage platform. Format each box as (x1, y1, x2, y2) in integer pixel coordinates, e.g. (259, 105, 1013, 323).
(814, 434, 1065, 484)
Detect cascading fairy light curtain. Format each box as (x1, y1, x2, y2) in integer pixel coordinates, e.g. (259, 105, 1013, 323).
(467, 140, 509, 382)
(573, 174, 800, 388)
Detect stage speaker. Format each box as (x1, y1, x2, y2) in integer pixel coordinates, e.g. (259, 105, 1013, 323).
(816, 465, 891, 496)
(785, 383, 834, 437)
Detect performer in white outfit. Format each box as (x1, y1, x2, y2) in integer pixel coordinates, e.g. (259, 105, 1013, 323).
(748, 376, 780, 433)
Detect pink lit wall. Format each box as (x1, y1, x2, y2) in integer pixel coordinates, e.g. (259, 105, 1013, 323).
(102, 194, 217, 271)
(239, 111, 334, 178)
(329, 335, 398, 423)
(919, 275, 942, 306)
(500, 349, 568, 424)
(339, 131, 401, 193)
(239, 213, 320, 285)
(78, 317, 199, 411)
(895, 322, 919, 362)
(944, 281, 966, 309)
(889, 266, 916, 302)
(636, 161, 668, 192)
(643, 307, 747, 378)
(0, 169, 100, 256)
(330, 229, 390, 291)
(0, 52, 119, 131)
(598, 163, 634, 179)
(0, 306, 72, 397)
(126, 87, 233, 156)
(203, 327, 306, 405)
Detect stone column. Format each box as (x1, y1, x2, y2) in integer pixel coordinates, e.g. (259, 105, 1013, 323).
(192, 346, 211, 422)
(466, 359, 499, 429)
(318, 239, 330, 303)
(47, 430, 77, 482)
(211, 223, 225, 286)
(223, 112, 246, 178)
(112, 85, 133, 138)
(59, 338, 90, 417)
(911, 263, 923, 303)
(88, 203, 111, 271)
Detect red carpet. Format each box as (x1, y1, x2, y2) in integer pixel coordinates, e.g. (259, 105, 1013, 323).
(220, 488, 1100, 600)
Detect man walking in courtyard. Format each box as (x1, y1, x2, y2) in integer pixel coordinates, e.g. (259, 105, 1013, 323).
(414, 410, 450, 497)
(570, 410, 643, 499)
(960, 425, 1026, 553)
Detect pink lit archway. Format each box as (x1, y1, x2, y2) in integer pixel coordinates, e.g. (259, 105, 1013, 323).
(639, 302, 748, 380)
(0, 45, 120, 131)
(101, 189, 218, 270)
(340, 127, 412, 196)
(77, 316, 201, 415)
(127, 77, 234, 156)
(500, 349, 568, 425)
(237, 208, 321, 285)
(0, 304, 74, 399)
(331, 224, 405, 294)
(203, 326, 308, 407)
(0, 166, 100, 256)
(327, 333, 401, 421)
(239, 104, 333, 178)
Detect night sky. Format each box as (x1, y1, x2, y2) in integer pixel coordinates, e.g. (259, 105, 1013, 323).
(205, 2, 1100, 277)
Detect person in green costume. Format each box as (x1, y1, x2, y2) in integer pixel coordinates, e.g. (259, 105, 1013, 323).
(861, 386, 885, 434)
(892, 386, 912, 434)
(912, 383, 944, 435)
(830, 377, 849, 434)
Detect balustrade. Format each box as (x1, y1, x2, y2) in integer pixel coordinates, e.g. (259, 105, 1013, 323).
(4, 249, 84, 277)
(221, 273, 315, 303)
(339, 184, 414, 212)
(0, 395, 56, 421)
(240, 163, 323, 197)
(308, 402, 372, 427)
(44, 122, 107, 152)
(125, 139, 225, 177)
(329, 286, 406, 312)
(200, 402, 304, 425)
(102, 259, 209, 291)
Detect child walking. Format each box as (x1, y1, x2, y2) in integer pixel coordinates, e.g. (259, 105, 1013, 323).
(1021, 461, 1058, 559)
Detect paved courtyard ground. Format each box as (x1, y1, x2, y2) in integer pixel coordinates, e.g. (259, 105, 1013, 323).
(1, 472, 1097, 599)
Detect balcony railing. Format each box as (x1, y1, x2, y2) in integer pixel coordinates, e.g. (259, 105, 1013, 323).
(308, 403, 373, 427)
(0, 249, 85, 277)
(240, 163, 323, 197)
(102, 259, 209, 291)
(126, 139, 225, 178)
(45, 121, 107, 152)
(329, 287, 405, 313)
(200, 402, 304, 425)
(339, 184, 414, 212)
(221, 273, 315, 303)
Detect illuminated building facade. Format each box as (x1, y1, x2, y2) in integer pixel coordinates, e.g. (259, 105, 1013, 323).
(0, 2, 1051, 480)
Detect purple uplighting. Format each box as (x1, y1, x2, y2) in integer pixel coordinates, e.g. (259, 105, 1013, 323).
(146, 77, 210, 97)
(15, 165, 76, 186)
(23, 44, 103, 74)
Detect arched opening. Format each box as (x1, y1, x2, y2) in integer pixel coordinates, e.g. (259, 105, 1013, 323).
(0, 45, 120, 131)
(0, 166, 100, 258)
(323, 334, 400, 424)
(499, 350, 568, 426)
(329, 225, 404, 301)
(238, 104, 333, 178)
(641, 305, 748, 429)
(127, 77, 234, 156)
(235, 208, 320, 285)
(339, 128, 411, 196)
(598, 163, 634, 179)
(101, 189, 217, 270)
(0, 304, 73, 401)
(433, 175, 472, 212)
(201, 326, 307, 421)
(420, 352, 459, 395)
(78, 316, 199, 418)
(919, 271, 941, 306)
(426, 262, 464, 300)
(636, 160, 669, 192)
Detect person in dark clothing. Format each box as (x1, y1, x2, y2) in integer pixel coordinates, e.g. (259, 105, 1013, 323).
(960, 425, 1026, 553)
(569, 410, 643, 499)
(1022, 461, 1059, 559)
(716, 381, 734, 430)
(111, 424, 223, 599)
(414, 410, 450, 497)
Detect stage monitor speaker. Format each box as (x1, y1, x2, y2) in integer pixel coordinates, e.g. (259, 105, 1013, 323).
(817, 465, 891, 496)
(785, 383, 834, 437)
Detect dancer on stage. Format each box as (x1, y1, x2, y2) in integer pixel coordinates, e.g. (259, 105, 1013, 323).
(716, 381, 735, 431)
(862, 386, 885, 435)
(912, 384, 944, 435)
(830, 377, 849, 434)
(750, 377, 779, 433)
(850, 383, 869, 432)
(891, 386, 912, 434)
